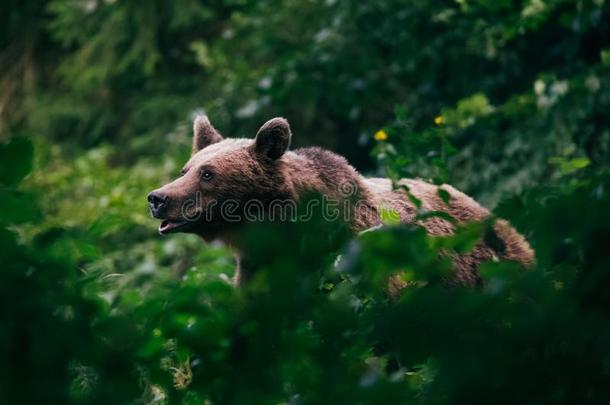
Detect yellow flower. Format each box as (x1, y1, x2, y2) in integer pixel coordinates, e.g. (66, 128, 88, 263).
(374, 130, 388, 142)
(434, 115, 444, 126)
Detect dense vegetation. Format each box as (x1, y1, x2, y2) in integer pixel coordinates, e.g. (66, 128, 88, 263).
(2, 0, 610, 403)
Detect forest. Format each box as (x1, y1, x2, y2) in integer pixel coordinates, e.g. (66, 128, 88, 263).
(2, 0, 610, 403)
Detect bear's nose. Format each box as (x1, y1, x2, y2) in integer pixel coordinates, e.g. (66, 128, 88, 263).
(147, 191, 168, 218)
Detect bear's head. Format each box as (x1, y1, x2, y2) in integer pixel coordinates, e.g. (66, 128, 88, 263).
(147, 116, 293, 240)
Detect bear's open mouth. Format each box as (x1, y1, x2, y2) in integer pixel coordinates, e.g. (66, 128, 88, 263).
(158, 219, 189, 235)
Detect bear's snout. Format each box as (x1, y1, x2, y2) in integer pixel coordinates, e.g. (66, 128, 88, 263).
(147, 191, 168, 218)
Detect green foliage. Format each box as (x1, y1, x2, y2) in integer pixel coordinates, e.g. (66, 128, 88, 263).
(3, 0, 610, 403)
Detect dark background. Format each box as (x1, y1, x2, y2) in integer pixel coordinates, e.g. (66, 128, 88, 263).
(2, 0, 610, 403)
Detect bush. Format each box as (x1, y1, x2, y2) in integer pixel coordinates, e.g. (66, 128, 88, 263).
(3, 0, 610, 403)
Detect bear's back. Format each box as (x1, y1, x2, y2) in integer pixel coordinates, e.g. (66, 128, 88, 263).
(364, 177, 535, 276)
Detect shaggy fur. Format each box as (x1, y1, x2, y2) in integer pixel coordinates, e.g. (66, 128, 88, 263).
(150, 116, 534, 286)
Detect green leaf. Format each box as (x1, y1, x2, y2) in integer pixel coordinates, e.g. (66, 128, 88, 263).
(548, 156, 590, 175)
(0, 190, 39, 224)
(0, 138, 33, 186)
(437, 188, 451, 205)
(416, 210, 457, 224)
(602, 49, 610, 66)
(379, 207, 401, 225)
(397, 184, 422, 209)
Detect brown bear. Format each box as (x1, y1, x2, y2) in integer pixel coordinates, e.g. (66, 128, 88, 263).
(148, 116, 534, 286)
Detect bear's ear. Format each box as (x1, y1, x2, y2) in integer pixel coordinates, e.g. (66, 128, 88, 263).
(252, 117, 291, 161)
(192, 115, 223, 155)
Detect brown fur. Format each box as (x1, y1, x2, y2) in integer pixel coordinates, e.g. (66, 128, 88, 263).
(150, 116, 535, 286)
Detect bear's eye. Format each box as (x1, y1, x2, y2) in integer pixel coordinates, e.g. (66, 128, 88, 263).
(201, 169, 214, 181)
